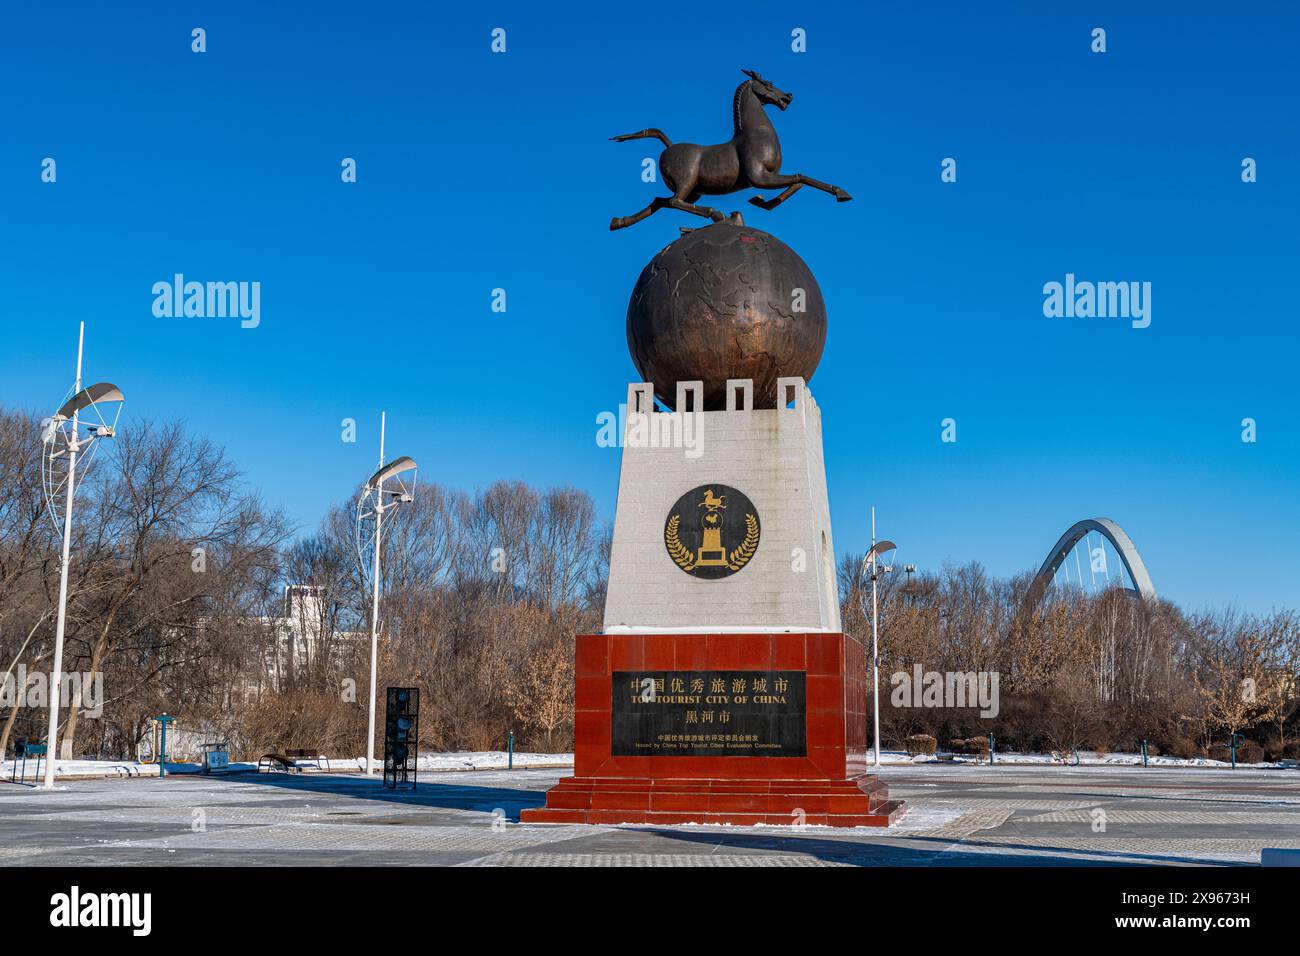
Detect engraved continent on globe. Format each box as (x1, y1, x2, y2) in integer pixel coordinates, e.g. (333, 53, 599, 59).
(625, 221, 827, 410)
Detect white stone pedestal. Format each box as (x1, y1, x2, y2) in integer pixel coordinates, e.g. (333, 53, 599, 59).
(603, 376, 841, 633)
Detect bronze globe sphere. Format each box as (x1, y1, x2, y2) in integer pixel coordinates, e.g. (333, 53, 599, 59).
(625, 221, 827, 410)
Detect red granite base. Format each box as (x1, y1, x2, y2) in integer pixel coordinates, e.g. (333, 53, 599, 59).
(520, 773, 904, 827)
(520, 631, 904, 828)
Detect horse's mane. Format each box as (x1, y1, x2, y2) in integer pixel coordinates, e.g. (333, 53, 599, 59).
(732, 80, 753, 133)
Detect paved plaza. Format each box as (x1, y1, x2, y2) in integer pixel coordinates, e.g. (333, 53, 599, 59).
(2, 764, 1297, 867)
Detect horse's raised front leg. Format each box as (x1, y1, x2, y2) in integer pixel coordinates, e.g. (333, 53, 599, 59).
(747, 169, 852, 203)
(750, 182, 803, 210)
(795, 173, 852, 202)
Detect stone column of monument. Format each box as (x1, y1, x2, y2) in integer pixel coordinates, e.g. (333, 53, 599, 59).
(521, 71, 902, 827)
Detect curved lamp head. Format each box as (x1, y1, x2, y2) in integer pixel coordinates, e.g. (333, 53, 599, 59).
(365, 455, 417, 491)
(40, 381, 125, 533)
(865, 539, 897, 564)
(56, 382, 124, 420)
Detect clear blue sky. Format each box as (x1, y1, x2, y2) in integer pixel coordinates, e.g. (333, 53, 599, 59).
(1, 2, 1296, 613)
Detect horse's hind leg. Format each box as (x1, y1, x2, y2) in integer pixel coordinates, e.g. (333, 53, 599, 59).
(610, 191, 723, 231)
(611, 197, 670, 231)
(667, 197, 725, 223)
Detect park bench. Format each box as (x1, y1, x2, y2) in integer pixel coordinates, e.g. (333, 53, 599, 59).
(257, 748, 331, 774)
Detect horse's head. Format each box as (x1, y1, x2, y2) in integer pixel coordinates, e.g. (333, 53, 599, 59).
(742, 69, 792, 111)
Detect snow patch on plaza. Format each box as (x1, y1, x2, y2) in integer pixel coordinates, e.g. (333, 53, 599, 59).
(5, 748, 1295, 783)
(2, 750, 574, 782)
(907, 750, 1294, 769)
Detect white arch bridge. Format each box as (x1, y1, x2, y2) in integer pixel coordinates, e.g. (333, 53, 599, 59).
(1026, 517, 1157, 607)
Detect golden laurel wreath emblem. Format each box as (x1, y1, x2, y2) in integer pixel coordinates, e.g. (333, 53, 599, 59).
(665, 514, 696, 571)
(728, 513, 760, 570)
(665, 512, 759, 573)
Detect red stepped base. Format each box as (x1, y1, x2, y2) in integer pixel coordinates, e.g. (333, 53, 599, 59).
(520, 773, 904, 827)
(519, 631, 905, 829)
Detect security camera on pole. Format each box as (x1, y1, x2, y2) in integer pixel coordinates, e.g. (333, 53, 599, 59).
(860, 507, 897, 769)
(354, 412, 416, 777)
(38, 323, 124, 788)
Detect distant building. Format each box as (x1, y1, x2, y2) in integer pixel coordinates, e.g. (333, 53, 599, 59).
(262, 585, 361, 691)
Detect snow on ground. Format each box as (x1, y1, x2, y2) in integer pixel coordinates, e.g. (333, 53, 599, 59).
(1, 750, 573, 782)
(908, 750, 1295, 769)
(848, 749, 1277, 768)
(2, 758, 159, 782)
(4, 748, 1294, 783)
(320, 752, 573, 773)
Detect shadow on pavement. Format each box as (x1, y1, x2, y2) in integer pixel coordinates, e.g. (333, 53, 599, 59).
(173, 773, 1256, 866)
(194, 769, 548, 820)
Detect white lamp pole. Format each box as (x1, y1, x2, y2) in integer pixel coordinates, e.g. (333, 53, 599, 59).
(862, 508, 896, 770)
(357, 415, 417, 778)
(870, 507, 881, 768)
(41, 326, 84, 789)
(39, 324, 122, 788)
(366, 412, 386, 777)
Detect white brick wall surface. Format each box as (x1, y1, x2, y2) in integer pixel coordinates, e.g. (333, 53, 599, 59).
(603, 379, 842, 633)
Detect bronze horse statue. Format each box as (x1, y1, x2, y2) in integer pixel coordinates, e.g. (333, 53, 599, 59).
(610, 70, 852, 231)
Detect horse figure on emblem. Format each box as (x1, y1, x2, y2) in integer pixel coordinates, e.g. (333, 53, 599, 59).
(695, 489, 728, 567)
(610, 69, 853, 231)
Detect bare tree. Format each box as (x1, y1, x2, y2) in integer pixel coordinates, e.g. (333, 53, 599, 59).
(54, 420, 289, 756)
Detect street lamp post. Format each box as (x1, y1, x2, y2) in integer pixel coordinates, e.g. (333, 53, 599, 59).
(355, 412, 416, 777)
(860, 507, 897, 769)
(39, 323, 123, 789)
(366, 415, 384, 780)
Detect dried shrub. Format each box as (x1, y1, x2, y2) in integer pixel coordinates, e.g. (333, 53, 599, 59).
(237, 691, 365, 760)
(905, 733, 937, 756)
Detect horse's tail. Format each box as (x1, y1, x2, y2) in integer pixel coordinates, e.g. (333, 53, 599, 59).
(610, 128, 672, 148)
